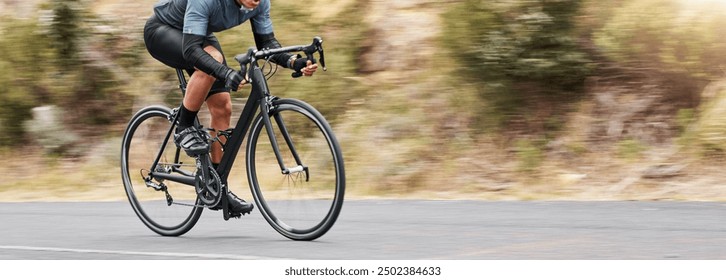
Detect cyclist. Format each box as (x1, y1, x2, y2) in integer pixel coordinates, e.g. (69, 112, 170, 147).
(143, 0, 318, 216)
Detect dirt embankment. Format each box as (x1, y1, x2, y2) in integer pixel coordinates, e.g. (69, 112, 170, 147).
(352, 0, 726, 201)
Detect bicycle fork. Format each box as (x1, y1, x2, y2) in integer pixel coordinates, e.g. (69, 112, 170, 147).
(260, 97, 309, 181)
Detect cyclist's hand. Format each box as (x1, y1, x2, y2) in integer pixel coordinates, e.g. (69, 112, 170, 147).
(224, 68, 246, 91)
(292, 58, 318, 77)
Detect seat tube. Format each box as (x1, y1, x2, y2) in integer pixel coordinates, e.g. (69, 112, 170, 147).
(176, 69, 188, 96)
(150, 114, 177, 177)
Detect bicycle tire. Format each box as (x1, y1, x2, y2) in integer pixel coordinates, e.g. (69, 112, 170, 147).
(120, 105, 203, 236)
(247, 98, 345, 241)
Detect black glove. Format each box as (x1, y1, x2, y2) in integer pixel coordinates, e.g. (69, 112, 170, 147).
(291, 57, 317, 78)
(292, 57, 317, 73)
(223, 68, 245, 91)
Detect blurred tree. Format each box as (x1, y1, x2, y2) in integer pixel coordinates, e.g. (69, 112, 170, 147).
(443, 0, 592, 133)
(0, 1, 133, 149)
(50, 0, 82, 69)
(45, 0, 129, 128)
(0, 17, 54, 146)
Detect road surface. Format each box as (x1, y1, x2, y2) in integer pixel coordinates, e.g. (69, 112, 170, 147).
(1, 200, 725, 259)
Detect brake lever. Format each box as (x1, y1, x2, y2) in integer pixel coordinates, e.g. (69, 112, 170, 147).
(291, 36, 326, 78)
(314, 36, 326, 71)
(235, 47, 255, 78)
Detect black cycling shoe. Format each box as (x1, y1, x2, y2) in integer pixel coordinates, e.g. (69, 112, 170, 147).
(174, 126, 209, 156)
(211, 192, 254, 216)
(227, 192, 254, 215)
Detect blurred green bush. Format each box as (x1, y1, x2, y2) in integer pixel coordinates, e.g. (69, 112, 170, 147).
(0, 17, 52, 146)
(594, 0, 726, 79)
(445, 0, 591, 87)
(442, 0, 592, 134)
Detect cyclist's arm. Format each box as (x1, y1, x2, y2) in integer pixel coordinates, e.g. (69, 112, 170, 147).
(253, 32, 295, 68)
(181, 0, 231, 80)
(250, 2, 298, 69)
(182, 34, 230, 79)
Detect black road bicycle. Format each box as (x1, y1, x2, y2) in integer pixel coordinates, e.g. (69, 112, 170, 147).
(120, 37, 344, 241)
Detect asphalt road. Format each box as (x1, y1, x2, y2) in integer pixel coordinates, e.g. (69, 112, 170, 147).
(1, 200, 725, 259)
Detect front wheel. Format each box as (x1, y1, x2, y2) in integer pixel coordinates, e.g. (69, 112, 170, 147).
(247, 98, 345, 241)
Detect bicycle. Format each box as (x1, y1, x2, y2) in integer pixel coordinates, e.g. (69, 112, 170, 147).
(120, 37, 345, 241)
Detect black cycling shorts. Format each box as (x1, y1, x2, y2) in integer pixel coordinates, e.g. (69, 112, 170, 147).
(143, 15, 229, 96)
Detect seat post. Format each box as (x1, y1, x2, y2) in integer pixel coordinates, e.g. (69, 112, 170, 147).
(175, 69, 188, 96)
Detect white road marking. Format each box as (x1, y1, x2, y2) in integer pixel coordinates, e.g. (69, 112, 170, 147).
(0, 245, 288, 260)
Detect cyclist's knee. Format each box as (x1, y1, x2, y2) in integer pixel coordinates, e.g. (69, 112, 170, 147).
(209, 95, 232, 120)
(210, 107, 231, 124)
(204, 45, 224, 63)
(213, 103, 232, 120)
(189, 46, 224, 85)
(190, 66, 216, 83)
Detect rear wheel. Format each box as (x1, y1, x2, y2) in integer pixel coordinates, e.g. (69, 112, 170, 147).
(120, 106, 202, 236)
(247, 98, 345, 241)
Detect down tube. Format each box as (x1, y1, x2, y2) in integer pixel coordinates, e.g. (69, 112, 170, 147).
(217, 69, 266, 183)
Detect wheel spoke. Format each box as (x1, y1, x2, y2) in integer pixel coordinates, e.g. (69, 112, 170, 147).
(247, 99, 345, 241)
(120, 106, 203, 236)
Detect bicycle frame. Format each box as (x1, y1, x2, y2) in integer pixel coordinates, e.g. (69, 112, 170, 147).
(149, 56, 304, 189)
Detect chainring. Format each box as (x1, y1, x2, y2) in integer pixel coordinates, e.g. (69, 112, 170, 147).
(195, 162, 223, 208)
